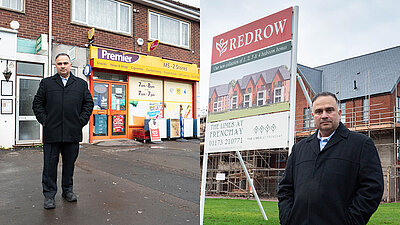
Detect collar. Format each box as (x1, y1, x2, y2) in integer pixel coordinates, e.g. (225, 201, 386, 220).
(317, 130, 336, 141)
(59, 74, 70, 80)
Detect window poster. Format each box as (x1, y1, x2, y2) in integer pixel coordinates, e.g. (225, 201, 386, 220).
(164, 81, 192, 119)
(129, 77, 163, 126)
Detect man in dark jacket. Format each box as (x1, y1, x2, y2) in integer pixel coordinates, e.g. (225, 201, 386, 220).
(32, 53, 94, 209)
(278, 92, 384, 225)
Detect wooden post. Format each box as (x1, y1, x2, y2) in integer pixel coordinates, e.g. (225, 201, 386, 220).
(387, 167, 390, 202)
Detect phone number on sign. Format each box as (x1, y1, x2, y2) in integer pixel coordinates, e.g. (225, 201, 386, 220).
(209, 137, 243, 147)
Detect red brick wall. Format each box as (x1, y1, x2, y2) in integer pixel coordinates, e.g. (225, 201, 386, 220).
(0, 0, 49, 39)
(0, 1, 200, 66)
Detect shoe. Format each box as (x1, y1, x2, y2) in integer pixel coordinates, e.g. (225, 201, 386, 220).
(62, 192, 78, 202)
(44, 198, 55, 209)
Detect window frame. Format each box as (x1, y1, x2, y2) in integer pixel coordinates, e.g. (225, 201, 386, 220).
(243, 93, 252, 108)
(0, 0, 24, 13)
(274, 87, 284, 103)
(16, 61, 44, 78)
(340, 102, 346, 124)
(71, 0, 132, 35)
(303, 108, 314, 129)
(148, 10, 191, 49)
(396, 96, 400, 123)
(231, 96, 238, 109)
(362, 97, 369, 123)
(257, 90, 266, 106)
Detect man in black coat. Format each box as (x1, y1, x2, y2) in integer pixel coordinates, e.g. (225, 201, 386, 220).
(33, 53, 94, 209)
(278, 92, 384, 225)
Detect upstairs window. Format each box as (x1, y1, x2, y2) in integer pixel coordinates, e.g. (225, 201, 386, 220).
(231, 96, 237, 109)
(340, 102, 346, 124)
(303, 108, 314, 129)
(274, 87, 284, 103)
(257, 91, 266, 106)
(363, 97, 369, 123)
(243, 93, 252, 108)
(149, 11, 190, 48)
(72, 0, 131, 34)
(397, 96, 400, 123)
(0, 0, 23, 12)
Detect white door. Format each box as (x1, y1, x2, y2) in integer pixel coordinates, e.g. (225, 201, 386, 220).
(16, 76, 42, 144)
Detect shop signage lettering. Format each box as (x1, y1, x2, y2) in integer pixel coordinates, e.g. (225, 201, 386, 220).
(99, 49, 140, 63)
(216, 19, 287, 55)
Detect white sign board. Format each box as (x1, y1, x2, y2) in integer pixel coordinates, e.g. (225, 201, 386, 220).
(216, 173, 226, 181)
(205, 111, 289, 153)
(205, 7, 294, 153)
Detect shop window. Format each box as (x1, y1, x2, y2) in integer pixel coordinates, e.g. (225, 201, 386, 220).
(0, 0, 23, 12)
(149, 11, 190, 48)
(243, 93, 252, 108)
(72, 0, 131, 34)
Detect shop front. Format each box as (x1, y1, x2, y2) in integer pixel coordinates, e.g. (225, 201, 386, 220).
(88, 45, 200, 142)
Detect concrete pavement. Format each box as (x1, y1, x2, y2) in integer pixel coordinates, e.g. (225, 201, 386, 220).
(0, 139, 200, 225)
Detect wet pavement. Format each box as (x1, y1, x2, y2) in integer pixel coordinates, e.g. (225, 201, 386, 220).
(0, 139, 200, 225)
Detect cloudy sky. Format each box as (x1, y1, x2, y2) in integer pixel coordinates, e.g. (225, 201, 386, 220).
(197, 0, 400, 110)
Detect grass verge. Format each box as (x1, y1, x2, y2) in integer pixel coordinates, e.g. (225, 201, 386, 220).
(204, 198, 400, 225)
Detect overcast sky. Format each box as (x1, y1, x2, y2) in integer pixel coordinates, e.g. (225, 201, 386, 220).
(196, 0, 400, 110)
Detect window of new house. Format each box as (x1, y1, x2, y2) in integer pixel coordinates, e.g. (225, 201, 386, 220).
(149, 11, 190, 48)
(243, 93, 252, 108)
(231, 96, 238, 109)
(274, 87, 284, 103)
(72, 0, 131, 34)
(257, 91, 265, 106)
(1, 0, 23, 12)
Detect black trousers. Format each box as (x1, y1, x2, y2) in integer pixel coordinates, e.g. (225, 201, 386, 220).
(42, 142, 79, 198)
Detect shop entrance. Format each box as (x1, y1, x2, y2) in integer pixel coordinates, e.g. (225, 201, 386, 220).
(92, 80, 128, 140)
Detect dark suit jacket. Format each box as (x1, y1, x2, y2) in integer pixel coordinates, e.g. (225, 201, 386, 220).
(32, 73, 94, 143)
(278, 123, 384, 225)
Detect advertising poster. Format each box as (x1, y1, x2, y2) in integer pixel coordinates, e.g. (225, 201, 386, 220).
(164, 81, 193, 119)
(112, 115, 125, 134)
(129, 77, 163, 126)
(205, 7, 294, 153)
(149, 119, 161, 142)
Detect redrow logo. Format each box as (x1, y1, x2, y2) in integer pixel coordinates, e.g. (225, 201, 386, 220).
(215, 19, 288, 57)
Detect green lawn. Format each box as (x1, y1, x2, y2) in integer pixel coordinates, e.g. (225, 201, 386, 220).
(204, 198, 400, 225)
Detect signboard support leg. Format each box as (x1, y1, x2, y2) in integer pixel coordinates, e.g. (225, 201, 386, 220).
(200, 152, 209, 224)
(236, 151, 268, 221)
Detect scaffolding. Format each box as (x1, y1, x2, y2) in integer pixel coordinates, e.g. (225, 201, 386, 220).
(200, 101, 400, 202)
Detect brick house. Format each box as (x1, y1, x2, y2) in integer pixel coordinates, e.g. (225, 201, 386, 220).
(0, 0, 200, 147)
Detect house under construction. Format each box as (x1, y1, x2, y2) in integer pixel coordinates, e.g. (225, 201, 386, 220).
(201, 45, 400, 202)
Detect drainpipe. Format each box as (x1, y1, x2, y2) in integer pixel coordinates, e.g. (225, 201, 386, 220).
(48, 0, 52, 77)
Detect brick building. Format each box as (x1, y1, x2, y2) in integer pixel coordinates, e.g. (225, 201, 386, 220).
(0, 0, 200, 148)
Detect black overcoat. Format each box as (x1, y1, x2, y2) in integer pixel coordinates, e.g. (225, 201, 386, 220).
(278, 123, 384, 225)
(32, 73, 94, 143)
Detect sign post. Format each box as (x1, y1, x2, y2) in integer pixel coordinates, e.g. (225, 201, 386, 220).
(200, 6, 298, 224)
